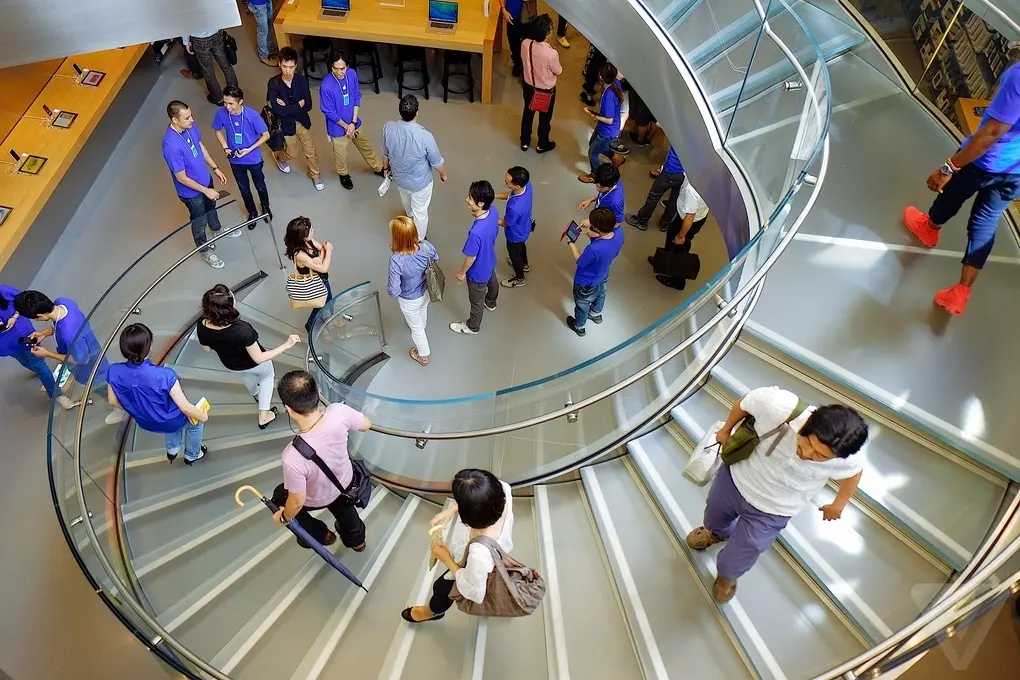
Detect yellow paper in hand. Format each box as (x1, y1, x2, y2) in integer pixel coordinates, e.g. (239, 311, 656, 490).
(189, 397, 211, 425)
(428, 523, 446, 569)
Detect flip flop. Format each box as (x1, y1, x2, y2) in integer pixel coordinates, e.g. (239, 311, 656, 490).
(400, 607, 445, 623)
(409, 347, 429, 367)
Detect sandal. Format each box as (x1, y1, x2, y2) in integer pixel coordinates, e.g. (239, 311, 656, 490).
(410, 347, 429, 367)
(400, 607, 445, 623)
(258, 406, 279, 430)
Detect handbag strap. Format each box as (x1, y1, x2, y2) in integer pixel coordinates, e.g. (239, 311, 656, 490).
(527, 40, 537, 88)
(292, 435, 351, 495)
(762, 399, 807, 457)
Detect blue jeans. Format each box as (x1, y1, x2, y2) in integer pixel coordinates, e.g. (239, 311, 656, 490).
(180, 181, 224, 252)
(588, 131, 614, 174)
(248, 2, 278, 60)
(11, 350, 56, 397)
(165, 421, 205, 462)
(573, 280, 606, 328)
(306, 277, 334, 332)
(929, 164, 1020, 269)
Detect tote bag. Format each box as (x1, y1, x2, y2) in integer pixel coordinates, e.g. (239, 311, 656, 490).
(422, 241, 446, 303)
(450, 536, 546, 617)
(286, 270, 328, 310)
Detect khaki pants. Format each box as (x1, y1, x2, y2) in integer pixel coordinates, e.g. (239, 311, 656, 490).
(277, 123, 321, 180)
(330, 132, 382, 176)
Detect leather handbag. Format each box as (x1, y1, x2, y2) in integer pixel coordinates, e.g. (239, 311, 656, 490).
(720, 399, 806, 467)
(526, 42, 554, 113)
(262, 103, 285, 152)
(286, 269, 328, 310)
(652, 248, 700, 280)
(291, 435, 373, 509)
(450, 536, 546, 617)
(422, 241, 446, 303)
(223, 31, 238, 65)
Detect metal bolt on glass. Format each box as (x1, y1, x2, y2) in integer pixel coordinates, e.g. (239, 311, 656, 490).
(782, 80, 803, 91)
(565, 398, 578, 423)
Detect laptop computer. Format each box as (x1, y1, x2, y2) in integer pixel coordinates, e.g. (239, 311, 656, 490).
(321, 0, 350, 20)
(427, 0, 458, 33)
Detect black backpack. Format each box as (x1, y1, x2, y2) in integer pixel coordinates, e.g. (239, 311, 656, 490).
(261, 104, 286, 152)
(223, 31, 238, 65)
(291, 435, 373, 509)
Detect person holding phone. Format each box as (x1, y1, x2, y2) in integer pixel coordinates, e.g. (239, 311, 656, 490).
(579, 63, 626, 183)
(319, 48, 385, 190)
(565, 207, 623, 336)
(213, 85, 272, 224)
(0, 284, 59, 405)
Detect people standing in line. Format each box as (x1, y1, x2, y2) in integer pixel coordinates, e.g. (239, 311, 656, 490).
(652, 177, 710, 290)
(566, 208, 624, 337)
(0, 284, 57, 404)
(380, 95, 448, 240)
(182, 30, 239, 106)
(161, 100, 233, 270)
(320, 48, 385, 190)
(272, 370, 372, 550)
(284, 216, 334, 333)
(450, 181, 500, 336)
(246, 0, 279, 67)
(496, 166, 534, 288)
(903, 61, 1020, 315)
(498, 0, 530, 79)
(197, 284, 299, 429)
(213, 86, 272, 224)
(626, 145, 686, 232)
(579, 64, 626, 183)
(107, 323, 210, 465)
(520, 14, 561, 154)
(268, 47, 324, 191)
(580, 44, 607, 107)
(401, 469, 515, 623)
(578, 163, 625, 227)
(687, 387, 867, 602)
(387, 216, 439, 367)
(556, 15, 571, 48)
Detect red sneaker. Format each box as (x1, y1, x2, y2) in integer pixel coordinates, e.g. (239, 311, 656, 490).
(934, 284, 971, 315)
(903, 206, 940, 247)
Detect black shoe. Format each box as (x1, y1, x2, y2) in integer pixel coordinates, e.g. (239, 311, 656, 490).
(207, 93, 224, 106)
(184, 445, 209, 466)
(536, 141, 557, 154)
(166, 451, 177, 464)
(261, 206, 273, 224)
(659, 223, 669, 232)
(610, 142, 630, 155)
(625, 214, 648, 231)
(373, 169, 386, 178)
(656, 274, 686, 290)
(521, 143, 529, 152)
(401, 607, 445, 623)
(566, 316, 586, 336)
(258, 406, 279, 430)
(523, 262, 531, 272)
(247, 210, 258, 227)
(589, 314, 603, 324)
(339, 174, 353, 190)
(580, 91, 595, 106)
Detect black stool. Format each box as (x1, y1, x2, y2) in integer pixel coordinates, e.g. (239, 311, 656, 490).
(351, 41, 383, 94)
(302, 36, 333, 81)
(442, 51, 475, 103)
(395, 46, 430, 100)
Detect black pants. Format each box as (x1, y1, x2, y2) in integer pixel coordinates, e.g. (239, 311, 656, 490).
(521, 84, 555, 148)
(636, 171, 685, 227)
(507, 20, 528, 74)
(557, 16, 568, 37)
(429, 573, 457, 615)
(657, 216, 707, 289)
(582, 45, 607, 96)
(507, 240, 529, 279)
(466, 273, 499, 332)
(272, 483, 366, 548)
(229, 161, 270, 217)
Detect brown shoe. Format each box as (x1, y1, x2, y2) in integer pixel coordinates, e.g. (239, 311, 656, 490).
(577, 173, 595, 184)
(687, 526, 722, 550)
(611, 153, 627, 168)
(297, 530, 337, 549)
(713, 576, 737, 602)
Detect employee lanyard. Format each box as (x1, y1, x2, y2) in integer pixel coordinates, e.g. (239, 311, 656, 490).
(178, 129, 198, 158)
(596, 184, 616, 207)
(333, 72, 350, 106)
(229, 109, 244, 147)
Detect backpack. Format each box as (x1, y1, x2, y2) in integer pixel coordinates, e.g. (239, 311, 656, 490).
(450, 536, 546, 617)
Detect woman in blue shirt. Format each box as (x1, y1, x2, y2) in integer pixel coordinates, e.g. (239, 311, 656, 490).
(212, 85, 272, 223)
(107, 324, 210, 465)
(579, 63, 625, 183)
(0, 285, 60, 405)
(388, 216, 439, 367)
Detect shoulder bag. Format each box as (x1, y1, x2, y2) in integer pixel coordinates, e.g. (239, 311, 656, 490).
(287, 256, 329, 310)
(450, 536, 546, 617)
(720, 399, 806, 467)
(222, 31, 238, 65)
(262, 102, 285, 152)
(422, 241, 446, 303)
(291, 435, 373, 509)
(527, 41, 554, 113)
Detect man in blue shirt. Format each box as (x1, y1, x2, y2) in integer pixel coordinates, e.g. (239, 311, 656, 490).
(0, 284, 61, 406)
(269, 47, 322, 190)
(578, 163, 625, 227)
(904, 62, 1020, 316)
(161, 100, 232, 269)
(499, 0, 529, 79)
(319, 48, 385, 190)
(213, 85, 272, 223)
(496, 166, 534, 288)
(451, 181, 500, 335)
(626, 144, 686, 232)
(566, 207, 623, 336)
(246, 0, 279, 67)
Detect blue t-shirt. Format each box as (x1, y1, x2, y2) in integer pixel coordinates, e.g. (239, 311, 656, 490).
(108, 360, 189, 434)
(53, 297, 109, 385)
(664, 146, 685, 175)
(212, 106, 269, 166)
(504, 0, 524, 19)
(463, 209, 500, 283)
(162, 125, 210, 199)
(971, 64, 1020, 174)
(595, 80, 623, 139)
(320, 70, 363, 139)
(575, 230, 624, 287)
(0, 285, 34, 357)
(504, 183, 534, 244)
(595, 183, 625, 225)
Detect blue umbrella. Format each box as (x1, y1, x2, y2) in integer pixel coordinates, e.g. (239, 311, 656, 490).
(235, 485, 366, 591)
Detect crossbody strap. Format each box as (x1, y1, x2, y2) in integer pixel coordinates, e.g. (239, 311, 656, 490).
(762, 399, 807, 457)
(292, 435, 350, 494)
(528, 41, 537, 88)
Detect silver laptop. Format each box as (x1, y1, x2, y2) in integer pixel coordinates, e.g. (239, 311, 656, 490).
(426, 0, 458, 33)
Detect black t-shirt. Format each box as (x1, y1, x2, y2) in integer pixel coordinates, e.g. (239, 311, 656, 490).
(196, 320, 263, 371)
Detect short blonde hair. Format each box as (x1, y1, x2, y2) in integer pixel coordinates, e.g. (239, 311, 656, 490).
(389, 216, 419, 254)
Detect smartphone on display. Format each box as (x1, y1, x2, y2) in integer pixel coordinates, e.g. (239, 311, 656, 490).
(561, 221, 582, 243)
(42, 105, 53, 117)
(9, 149, 20, 163)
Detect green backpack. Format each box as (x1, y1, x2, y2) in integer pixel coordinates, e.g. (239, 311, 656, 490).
(720, 399, 806, 467)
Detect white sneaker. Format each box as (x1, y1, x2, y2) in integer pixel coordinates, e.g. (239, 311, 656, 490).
(449, 322, 477, 335)
(56, 395, 79, 410)
(313, 178, 325, 191)
(224, 228, 244, 238)
(557, 35, 570, 48)
(484, 301, 497, 312)
(277, 160, 292, 174)
(105, 410, 127, 425)
(203, 252, 226, 269)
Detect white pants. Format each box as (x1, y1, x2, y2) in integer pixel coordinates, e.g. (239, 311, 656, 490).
(398, 294, 430, 357)
(234, 360, 275, 411)
(398, 181, 434, 240)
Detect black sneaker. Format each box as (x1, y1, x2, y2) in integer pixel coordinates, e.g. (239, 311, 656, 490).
(589, 314, 603, 324)
(523, 262, 531, 272)
(373, 169, 385, 178)
(625, 213, 648, 231)
(206, 93, 224, 106)
(659, 223, 669, 232)
(500, 277, 527, 288)
(536, 141, 557, 154)
(484, 301, 497, 312)
(339, 174, 353, 190)
(629, 132, 651, 147)
(566, 315, 586, 336)
(521, 143, 529, 152)
(580, 91, 595, 106)
(610, 142, 630, 155)
(184, 445, 209, 466)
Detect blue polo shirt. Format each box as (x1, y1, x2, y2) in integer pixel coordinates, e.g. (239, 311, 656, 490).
(53, 297, 109, 385)
(595, 183, 625, 224)
(463, 209, 500, 283)
(320, 70, 362, 139)
(504, 0, 524, 18)
(575, 230, 624, 287)
(504, 183, 533, 244)
(212, 106, 269, 166)
(595, 80, 623, 139)
(108, 360, 189, 434)
(0, 285, 34, 357)
(664, 146, 685, 175)
(162, 125, 211, 199)
(971, 63, 1020, 174)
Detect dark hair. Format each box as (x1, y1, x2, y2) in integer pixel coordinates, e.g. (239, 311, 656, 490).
(119, 323, 153, 364)
(598, 63, 623, 103)
(593, 162, 620, 189)
(328, 48, 351, 68)
(588, 207, 616, 234)
(222, 85, 244, 101)
(532, 13, 554, 40)
(278, 370, 320, 415)
(166, 100, 189, 120)
(201, 284, 240, 327)
(452, 469, 506, 529)
(799, 405, 869, 458)
(284, 216, 313, 260)
(507, 166, 530, 188)
(399, 94, 419, 122)
(14, 290, 55, 319)
(468, 180, 495, 210)
(278, 46, 299, 65)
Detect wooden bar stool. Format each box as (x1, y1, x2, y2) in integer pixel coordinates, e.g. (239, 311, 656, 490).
(442, 51, 475, 103)
(395, 46, 430, 100)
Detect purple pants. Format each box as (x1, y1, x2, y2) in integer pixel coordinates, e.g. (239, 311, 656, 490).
(704, 465, 790, 580)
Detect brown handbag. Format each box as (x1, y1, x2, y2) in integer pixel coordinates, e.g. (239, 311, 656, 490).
(526, 41, 554, 113)
(450, 535, 546, 617)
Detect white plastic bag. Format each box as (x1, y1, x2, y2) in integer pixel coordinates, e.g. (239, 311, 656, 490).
(377, 174, 392, 197)
(682, 420, 724, 486)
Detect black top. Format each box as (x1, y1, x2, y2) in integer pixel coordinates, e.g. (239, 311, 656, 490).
(296, 244, 329, 281)
(196, 319, 263, 371)
(267, 74, 313, 136)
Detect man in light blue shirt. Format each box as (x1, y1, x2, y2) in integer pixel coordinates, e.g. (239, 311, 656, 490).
(381, 95, 448, 240)
(319, 48, 384, 190)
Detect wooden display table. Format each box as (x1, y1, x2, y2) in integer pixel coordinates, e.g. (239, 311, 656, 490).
(274, 0, 500, 103)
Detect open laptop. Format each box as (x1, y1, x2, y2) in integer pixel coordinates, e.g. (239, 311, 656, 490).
(320, 0, 350, 20)
(427, 0, 458, 33)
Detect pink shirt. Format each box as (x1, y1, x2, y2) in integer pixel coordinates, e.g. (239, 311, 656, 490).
(281, 403, 369, 507)
(522, 39, 562, 90)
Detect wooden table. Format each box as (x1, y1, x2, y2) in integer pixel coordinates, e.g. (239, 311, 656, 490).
(274, 0, 500, 103)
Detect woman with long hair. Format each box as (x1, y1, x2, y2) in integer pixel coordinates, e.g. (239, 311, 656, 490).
(579, 62, 626, 183)
(197, 284, 300, 429)
(284, 216, 333, 332)
(387, 216, 439, 367)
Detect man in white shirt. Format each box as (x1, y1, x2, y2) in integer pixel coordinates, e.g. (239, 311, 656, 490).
(687, 386, 868, 602)
(651, 177, 710, 289)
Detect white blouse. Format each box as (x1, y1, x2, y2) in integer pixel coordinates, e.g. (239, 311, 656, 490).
(443, 480, 515, 604)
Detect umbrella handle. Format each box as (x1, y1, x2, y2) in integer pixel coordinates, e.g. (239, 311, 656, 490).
(235, 485, 263, 507)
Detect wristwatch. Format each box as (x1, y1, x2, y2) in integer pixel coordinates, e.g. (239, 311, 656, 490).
(940, 158, 959, 176)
